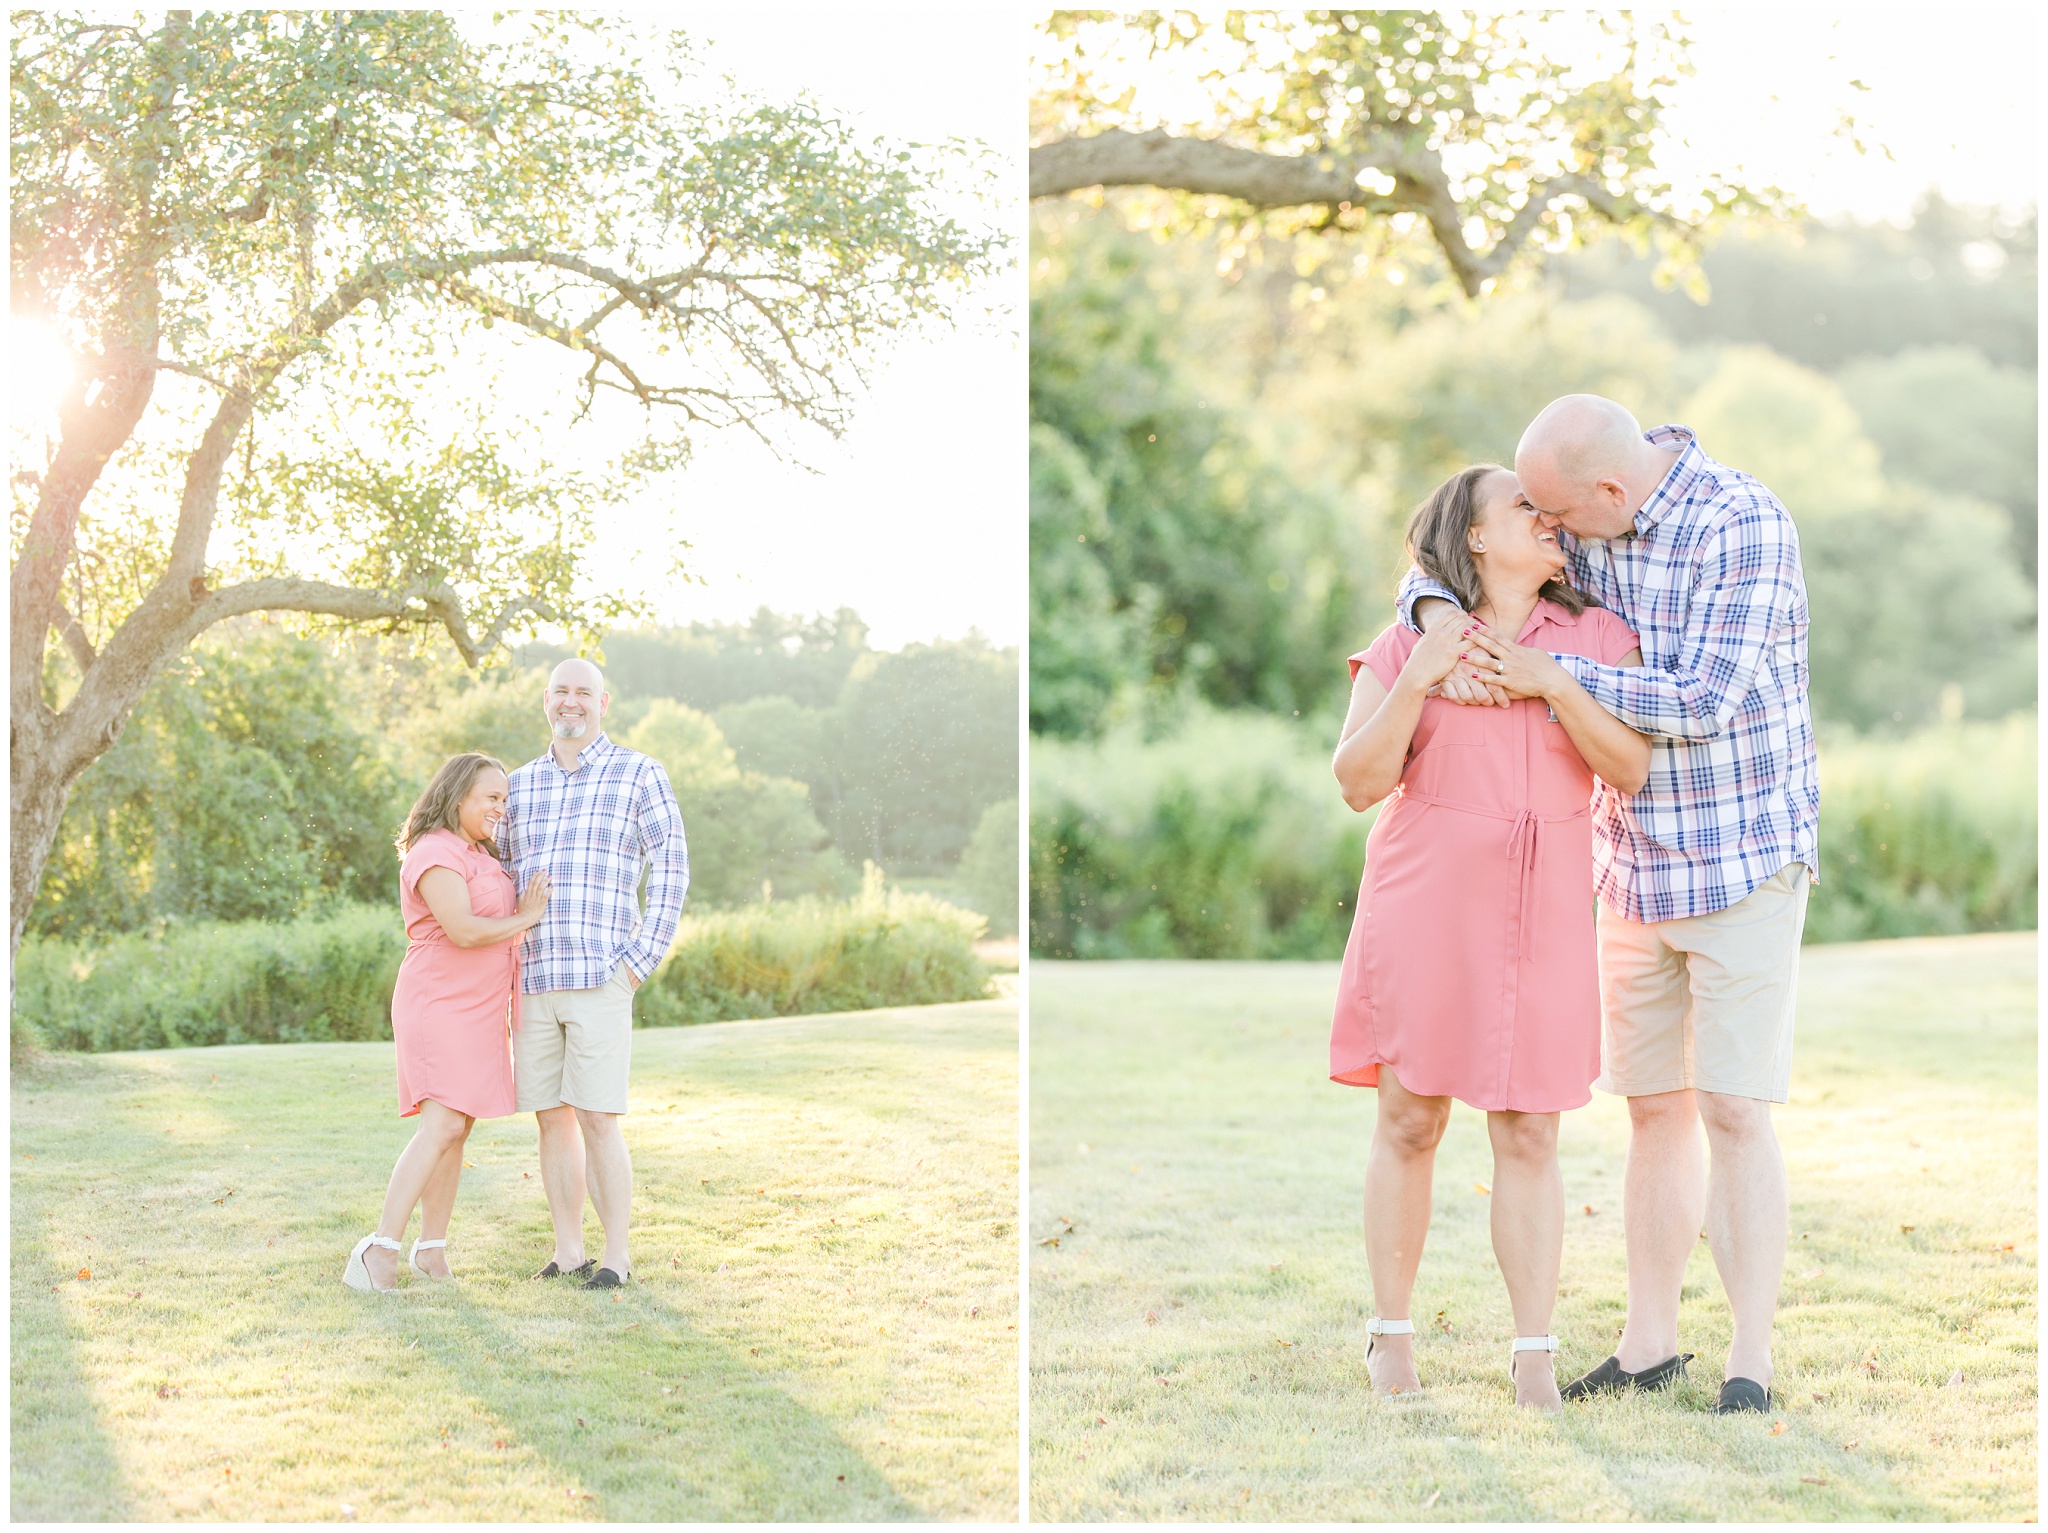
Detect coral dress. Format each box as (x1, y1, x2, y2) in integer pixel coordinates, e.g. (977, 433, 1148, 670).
(391, 827, 520, 1119)
(1330, 600, 1641, 1112)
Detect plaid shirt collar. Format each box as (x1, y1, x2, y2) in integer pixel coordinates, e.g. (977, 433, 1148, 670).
(540, 730, 615, 776)
(1633, 424, 1710, 537)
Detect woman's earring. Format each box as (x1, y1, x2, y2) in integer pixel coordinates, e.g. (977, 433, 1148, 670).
(1471, 540, 1486, 553)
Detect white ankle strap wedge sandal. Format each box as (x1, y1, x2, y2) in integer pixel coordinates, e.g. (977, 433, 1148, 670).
(409, 1238, 449, 1279)
(343, 1234, 402, 1293)
(1365, 1316, 1417, 1392)
(1510, 1333, 1560, 1386)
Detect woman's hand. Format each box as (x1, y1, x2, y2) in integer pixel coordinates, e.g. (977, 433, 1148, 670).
(1463, 624, 1570, 701)
(1404, 612, 1484, 691)
(517, 870, 551, 926)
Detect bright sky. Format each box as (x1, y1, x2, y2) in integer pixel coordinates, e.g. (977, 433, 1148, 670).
(1660, 9, 2038, 221)
(599, 6, 1026, 650)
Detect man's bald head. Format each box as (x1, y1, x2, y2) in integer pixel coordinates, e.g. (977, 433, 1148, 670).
(1514, 394, 1665, 541)
(543, 656, 609, 747)
(549, 657, 606, 694)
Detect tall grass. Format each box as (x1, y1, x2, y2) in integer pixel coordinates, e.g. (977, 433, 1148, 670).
(13, 902, 398, 1056)
(637, 867, 990, 1025)
(13, 872, 990, 1057)
(1808, 711, 2037, 941)
(1031, 710, 1373, 959)
(1031, 709, 2037, 958)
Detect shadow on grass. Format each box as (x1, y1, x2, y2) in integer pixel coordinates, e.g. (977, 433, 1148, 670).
(346, 1280, 916, 1521)
(12, 1041, 950, 1521)
(9, 1217, 137, 1521)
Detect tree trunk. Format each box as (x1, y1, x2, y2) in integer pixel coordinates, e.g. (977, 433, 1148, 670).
(10, 756, 78, 960)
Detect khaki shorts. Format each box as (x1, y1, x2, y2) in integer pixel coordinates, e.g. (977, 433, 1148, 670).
(1596, 863, 1810, 1104)
(515, 963, 635, 1115)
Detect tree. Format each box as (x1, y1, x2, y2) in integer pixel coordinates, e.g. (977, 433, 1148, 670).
(623, 700, 847, 906)
(1032, 12, 1778, 295)
(9, 11, 1000, 952)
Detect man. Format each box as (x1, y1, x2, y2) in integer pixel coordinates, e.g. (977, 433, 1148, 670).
(1404, 394, 1818, 1414)
(503, 658, 689, 1289)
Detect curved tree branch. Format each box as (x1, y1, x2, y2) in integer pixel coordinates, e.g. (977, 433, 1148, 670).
(1030, 127, 1663, 297)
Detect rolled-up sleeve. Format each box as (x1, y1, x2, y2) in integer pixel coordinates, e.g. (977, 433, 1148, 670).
(1394, 566, 1462, 633)
(1555, 503, 1802, 742)
(622, 762, 689, 981)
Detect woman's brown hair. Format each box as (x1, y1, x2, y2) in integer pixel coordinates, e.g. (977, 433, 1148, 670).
(397, 753, 509, 858)
(1405, 463, 1589, 617)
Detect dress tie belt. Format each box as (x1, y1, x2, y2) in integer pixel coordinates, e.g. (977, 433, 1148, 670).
(1392, 790, 1590, 961)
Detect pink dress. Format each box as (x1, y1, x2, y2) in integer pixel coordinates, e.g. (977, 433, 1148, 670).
(392, 827, 519, 1119)
(1330, 600, 1641, 1112)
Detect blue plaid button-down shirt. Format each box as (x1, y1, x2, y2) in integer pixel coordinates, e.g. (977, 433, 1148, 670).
(503, 732, 690, 993)
(1399, 425, 1819, 924)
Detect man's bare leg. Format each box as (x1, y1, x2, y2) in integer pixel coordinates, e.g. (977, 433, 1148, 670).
(535, 1104, 588, 1269)
(1698, 1090, 1787, 1388)
(576, 1107, 633, 1277)
(1615, 1088, 1706, 1371)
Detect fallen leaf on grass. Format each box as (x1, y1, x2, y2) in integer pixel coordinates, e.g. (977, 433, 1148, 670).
(970, 1304, 981, 1318)
(1943, 1369, 1964, 1388)
(522, 1172, 531, 1179)
(1860, 1344, 1880, 1373)
(623, 1322, 639, 1331)
(1038, 1236, 1060, 1248)
(669, 1256, 681, 1268)
(1811, 1392, 1825, 1402)
(1421, 1489, 1441, 1509)
(1769, 1420, 1788, 1436)
(156, 1384, 181, 1399)
(1096, 1415, 1107, 1425)
(1144, 1310, 1159, 1325)
(1473, 1181, 1491, 1195)
(576, 1416, 587, 1428)
(493, 1440, 508, 1450)
(1843, 1440, 1858, 1450)
(340, 1505, 356, 1521)
(1899, 1224, 1914, 1234)
(1801, 1475, 1827, 1486)
(213, 1190, 234, 1205)
(463, 1160, 475, 1169)
(1999, 1242, 2015, 1251)
(1583, 1205, 1596, 1216)
(1800, 1268, 1825, 1279)
(75, 1267, 91, 1281)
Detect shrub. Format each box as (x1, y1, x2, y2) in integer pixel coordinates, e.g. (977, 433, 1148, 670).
(14, 877, 993, 1054)
(1032, 710, 1374, 959)
(1030, 709, 2038, 959)
(13, 902, 402, 1054)
(638, 867, 990, 1027)
(1806, 713, 2037, 941)
(960, 798, 1021, 937)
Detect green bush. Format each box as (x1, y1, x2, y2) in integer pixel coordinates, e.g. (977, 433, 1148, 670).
(14, 878, 994, 1055)
(14, 902, 402, 1054)
(1032, 710, 1374, 959)
(1807, 713, 2037, 941)
(1030, 710, 2038, 959)
(960, 798, 1020, 937)
(638, 868, 990, 1026)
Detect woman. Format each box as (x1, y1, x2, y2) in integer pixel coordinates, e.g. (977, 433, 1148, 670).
(1330, 464, 1649, 1409)
(343, 753, 550, 1293)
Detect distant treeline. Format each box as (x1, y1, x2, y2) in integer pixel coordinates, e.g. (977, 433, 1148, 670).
(31, 610, 1018, 941)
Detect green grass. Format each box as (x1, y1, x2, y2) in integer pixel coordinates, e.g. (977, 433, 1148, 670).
(1029, 934, 2036, 1521)
(12, 1000, 1019, 1521)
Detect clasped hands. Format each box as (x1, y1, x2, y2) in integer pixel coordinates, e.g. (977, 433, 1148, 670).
(1427, 616, 1566, 708)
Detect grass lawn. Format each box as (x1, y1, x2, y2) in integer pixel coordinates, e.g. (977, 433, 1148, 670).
(13, 999, 1018, 1522)
(1029, 933, 2036, 1521)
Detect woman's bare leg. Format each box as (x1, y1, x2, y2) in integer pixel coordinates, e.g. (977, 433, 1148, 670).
(1488, 1109, 1565, 1409)
(413, 1115, 475, 1277)
(365, 1101, 469, 1287)
(1363, 1069, 1452, 1392)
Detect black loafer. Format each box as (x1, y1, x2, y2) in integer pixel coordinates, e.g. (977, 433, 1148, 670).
(1714, 1376, 1773, 1414)
(1561, 1351, 1695, 1400)
(580, 1266, 628, 1289)
(533, 1258, 596, 1281)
